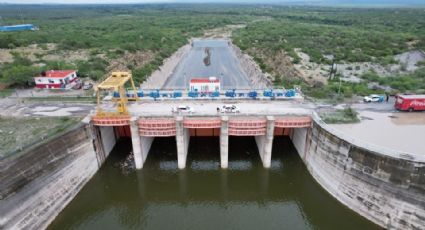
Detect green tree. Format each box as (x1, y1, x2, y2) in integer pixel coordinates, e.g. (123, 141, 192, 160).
(0, 65, 38, 85)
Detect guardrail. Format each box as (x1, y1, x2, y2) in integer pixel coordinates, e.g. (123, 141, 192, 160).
(183, 119, 221, 129)
(91, 115, 131, 126)
(110, 88, 302, 101)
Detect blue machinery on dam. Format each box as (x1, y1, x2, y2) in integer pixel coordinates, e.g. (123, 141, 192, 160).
(112, 88, 298, 100)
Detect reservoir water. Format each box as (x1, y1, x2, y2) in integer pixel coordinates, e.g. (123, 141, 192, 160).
(48, 136, 379, 230)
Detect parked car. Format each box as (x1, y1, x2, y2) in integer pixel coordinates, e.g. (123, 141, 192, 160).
(172, 105, 195, 113)
(82, 82, 93, 90)
(217, 104, 240, 113)
(72, 82, 82, 90)
(363, 94, 384, 103)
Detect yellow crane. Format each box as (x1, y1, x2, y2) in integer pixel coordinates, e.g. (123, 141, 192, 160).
(95, 71, 138, 117)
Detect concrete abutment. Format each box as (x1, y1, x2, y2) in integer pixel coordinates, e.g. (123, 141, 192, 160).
(220, 116, 229, 169)
(176, 116, 190, 169)
(255, 116, 275, 168)
(130, 118, 155, 169)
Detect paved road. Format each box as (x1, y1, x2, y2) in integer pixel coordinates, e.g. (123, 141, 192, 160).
(0, 98, 94, 117)
(162, 39, 252, 90)
(125, 100, 314, 117)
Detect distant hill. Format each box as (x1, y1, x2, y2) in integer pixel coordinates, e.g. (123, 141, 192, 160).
(0, 0, 424, 6)
(326, 0, 425, 6)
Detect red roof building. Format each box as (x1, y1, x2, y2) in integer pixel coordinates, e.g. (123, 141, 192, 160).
(189, 77, 220, 92)
(34, 70, 78, 89)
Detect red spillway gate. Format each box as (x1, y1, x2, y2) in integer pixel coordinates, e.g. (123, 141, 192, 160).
(138, 119, 176, 137)
(183, 118, 221, 129)
(228, 119, 267, 136)
(275, 116, 311, 128)
(184, 118, 221, 137)
(92, 115, 131, 126)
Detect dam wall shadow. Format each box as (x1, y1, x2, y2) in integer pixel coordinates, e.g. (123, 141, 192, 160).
(0, 124, 99, 230)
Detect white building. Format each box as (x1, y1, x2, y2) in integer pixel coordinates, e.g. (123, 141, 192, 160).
(34, 70, 78, 89)
(189, 77, 220, 93)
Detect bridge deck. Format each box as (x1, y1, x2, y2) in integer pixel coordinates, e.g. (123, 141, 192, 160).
(123, 100, 312, 118)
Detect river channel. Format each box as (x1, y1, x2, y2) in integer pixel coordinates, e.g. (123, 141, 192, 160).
(48, 136, 379, 230)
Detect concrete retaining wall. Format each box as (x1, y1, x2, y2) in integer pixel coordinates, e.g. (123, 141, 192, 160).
(0, 124, 99, 230)
(291, 113, 425, 229)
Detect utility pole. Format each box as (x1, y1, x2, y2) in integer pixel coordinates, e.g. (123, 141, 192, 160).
(329, 60, 336, 80)
(183, 72, 187, 90)
(338, 77, 342, 96)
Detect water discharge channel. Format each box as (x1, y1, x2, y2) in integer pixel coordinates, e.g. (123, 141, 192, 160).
(48, 136, 378, 230)
(162, 39, 252, 90)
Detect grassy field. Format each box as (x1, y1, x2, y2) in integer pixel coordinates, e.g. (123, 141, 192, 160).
(321, 108, 360, 124)
(24, 96, 96, 103)
(0, 116, 81, 158)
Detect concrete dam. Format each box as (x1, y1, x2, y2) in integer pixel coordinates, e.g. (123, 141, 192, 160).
(2, 102, 424, 229)
(1, 39, 424, 229)
(89, 104, 425, 229)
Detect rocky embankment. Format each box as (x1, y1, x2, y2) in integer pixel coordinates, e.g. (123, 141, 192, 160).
(140, 44, 191, 89)
(0, 124, 99, 230)
(231, 43, 272, 89)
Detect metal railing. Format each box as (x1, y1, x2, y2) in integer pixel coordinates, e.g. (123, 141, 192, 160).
(229, 119, 267, 128)
(138, 118, 177, 137)
(183, 119, 221, 129)
(139, 129, 176, 137)
(228, 128, 267, 136)
(275, 116, 312, 128)
(92, 115, 131, 126)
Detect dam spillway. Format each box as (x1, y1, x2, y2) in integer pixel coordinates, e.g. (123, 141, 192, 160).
(48, 136, 378, 230)
(2, 104, 424, 229)
(90, 100, 313, 170)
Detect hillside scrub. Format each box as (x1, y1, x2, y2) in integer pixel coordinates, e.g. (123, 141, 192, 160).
(0, 5, 424, 95)
(0, 5, 253, 85)
(232, 6, 425, 95)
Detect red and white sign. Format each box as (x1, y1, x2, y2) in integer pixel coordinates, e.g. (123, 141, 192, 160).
(34, 70, 78, 89)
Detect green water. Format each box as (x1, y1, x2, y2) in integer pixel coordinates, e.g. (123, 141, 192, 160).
(49, 137, 379, 230)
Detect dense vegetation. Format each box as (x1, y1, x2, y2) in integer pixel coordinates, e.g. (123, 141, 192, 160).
(321, 107, 360, 124)
(232, 6, 425, 98)
(233, 7, 425, 64)
(0, 4, 424, 99)
(0, 4, 252, 85)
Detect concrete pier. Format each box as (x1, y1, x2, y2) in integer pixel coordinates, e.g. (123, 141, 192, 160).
(220, 116, 229, 169)
(131, 118, 155, 169)
(130, 118, 144, 169)
(99, 126, 116, 159)
(176, 116, 190, 169)
(140, 136, 154, 164)
(255, 116, 275, 168)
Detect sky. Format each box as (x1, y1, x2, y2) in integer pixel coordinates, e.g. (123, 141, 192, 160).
(0, 0, 423, 5)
